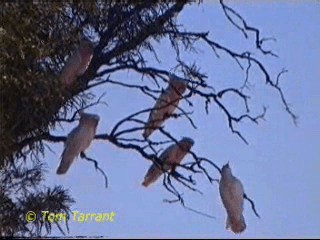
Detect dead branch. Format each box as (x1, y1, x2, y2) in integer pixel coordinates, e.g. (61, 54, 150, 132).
(80, 152, 109, 188)
(219, 0, 278, 57)
(244, 193, 261, 218)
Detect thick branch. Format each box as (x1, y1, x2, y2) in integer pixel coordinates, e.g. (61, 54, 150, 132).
(86, 2, 187, 81)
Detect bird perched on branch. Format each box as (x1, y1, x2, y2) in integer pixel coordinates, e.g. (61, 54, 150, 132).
(143, 74, 187, 139)
(219, 163, 246, 234)
(59, 38, 94, 87)
(56, 112, 100, 175)
(142, 137, 194, 187)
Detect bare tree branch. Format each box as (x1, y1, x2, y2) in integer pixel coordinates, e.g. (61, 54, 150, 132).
(244, 193, 261, 218)
(2, 2, 293, 235)
(219, 0, 278, 57)
(80, 152, 109, 189)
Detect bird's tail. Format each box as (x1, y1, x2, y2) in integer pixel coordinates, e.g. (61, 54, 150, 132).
(229, 215, 246, 234)
(56, 151, 76, 175)
(143, 119, 162, 139)
(141, 175, 158, 187)
(142, 129, 151, 139)
(141, 169, 163, 187)
(142, 124, 154, 139)
(142, 179, 151, 187)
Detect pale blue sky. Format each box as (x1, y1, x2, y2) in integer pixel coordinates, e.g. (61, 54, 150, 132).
(44, 2, 319, 238)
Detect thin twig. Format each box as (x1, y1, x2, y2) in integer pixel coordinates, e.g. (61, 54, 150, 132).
(80, 152, 109, 188)
(244, 193, 260, 218)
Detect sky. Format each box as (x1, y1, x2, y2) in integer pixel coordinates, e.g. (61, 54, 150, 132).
(43, 1, 319, 238)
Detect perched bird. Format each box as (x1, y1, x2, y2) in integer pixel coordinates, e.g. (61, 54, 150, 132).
(59, 38, 94, 86)
(142, 137, 194, 187)
(56, 112, 100, 175)
(142, 74, 187, 139)
(219, 163, 246, 234)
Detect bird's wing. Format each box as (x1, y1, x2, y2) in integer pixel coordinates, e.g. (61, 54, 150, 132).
(56, 125, 86, 174)
(231, 177, 245, 212)
(143, 89, 177, 138)
(220, 177, 244, 215)
(165, 143, 189, 166)
(81, 120, 97, 150)
(142, 144, 176, 187)
(141, 164, 163, 187)
(159, 143, 176, 160)
(78, 51, 93, 75)
(60, 51, 82, 86)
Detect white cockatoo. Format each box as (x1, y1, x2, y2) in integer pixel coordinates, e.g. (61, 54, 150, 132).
(59, 38, 94, 86)
(142, 74, 187, 139)
(219, 163, 246, 234)
(56, 112, 100, 175)
(142, 137, 194, 187)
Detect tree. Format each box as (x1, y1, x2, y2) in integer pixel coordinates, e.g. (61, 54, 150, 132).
(0, 1, 296, 237)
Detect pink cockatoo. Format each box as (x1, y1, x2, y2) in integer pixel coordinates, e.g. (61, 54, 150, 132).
(56, 112, 100, 175)
(142, 74, 187, 139)
(59, 38, 94, 86)
(142, 137, 194, 187)
(219, 163, 246, 234)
